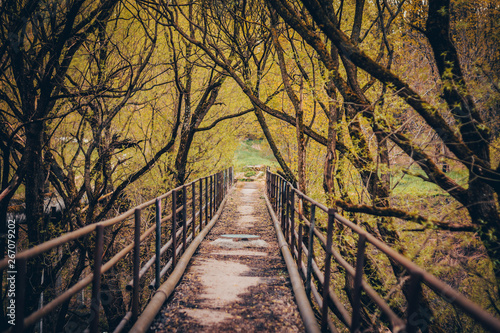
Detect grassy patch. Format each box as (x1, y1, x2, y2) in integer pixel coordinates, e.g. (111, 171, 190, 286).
(233, 139, 278, 171)
(244, 170, 257, 177)
(392, 169, 468, 197)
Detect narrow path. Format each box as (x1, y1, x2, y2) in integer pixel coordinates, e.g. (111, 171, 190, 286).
(149, 179, 305, 332)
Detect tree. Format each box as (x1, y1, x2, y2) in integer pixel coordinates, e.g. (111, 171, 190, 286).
(0, 0, 121, 323)
(267, 0, 500, 325)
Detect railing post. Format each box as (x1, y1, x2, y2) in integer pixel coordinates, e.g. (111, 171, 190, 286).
(192, 182, 196, 239)
(214, 174, 218, 209)
(216, 173, 220, 206)
(279, 178, 284, 220)
(276, 176, 280, 215)
(406, 271, 424, 333)
(281, 180, 286, 230)
(90, 224, 104, 333)
(305, 205, 316, 298)
(210, 175, 213, 218)
(171, 190, 177, 268)
(182, 185, 187, 252)
(298, 221, 303, 269)
(14, 258, 26, 333)
(266, 168, 271, 198)
(199, 178, 203, 229)
(290, 187, 295, 247)
(155, 198, 161, 289)
(351, 233, 367, 333)
(222, 170, 225, 198)
(219, 172, 222, 203)
(273, 175, 278, 212)
(265, 169, 269, 195)
(321, 208, 335, 332)
(205, 177, 209, 225)
(270, 173, 274, 207)
(284, 183, 289, 234)
(132, 209, 141, 322)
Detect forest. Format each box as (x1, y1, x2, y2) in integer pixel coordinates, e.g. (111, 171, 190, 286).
(1, 0, 499, 331)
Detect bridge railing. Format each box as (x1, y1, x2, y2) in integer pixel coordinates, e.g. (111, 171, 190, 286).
(265, 170, 500, 333)
(1, 167, 233, 333)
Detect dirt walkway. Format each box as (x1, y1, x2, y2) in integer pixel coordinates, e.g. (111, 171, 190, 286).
(149, 179, 305, 332)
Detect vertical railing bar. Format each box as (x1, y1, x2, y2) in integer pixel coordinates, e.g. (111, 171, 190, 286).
(199, 178, 203, 229)
(298, 223, 303, 273)
(274, 174, 277, 210)
(280, 180, 286, 230)
(282, 179, 286, 231)
(215, 173, 218, 208)
(15, 258, 26, 333)
(275, 175, 278, 211)
(132, 209, 141, 322)
(217, 172, 220, 206)
(90, 224, 104, 333)
(155, 198, 161, 289)
(210, 175, 213, 218)
(268, 172, 271, 203)
(285, 183, 290, 237)
(276, 176, 280, 217)
(182, 185, 187, 252)
(192, 182, 196, 239)
(214, 174, 217, 209)
(321, 208, 336, 331)
(205, 177, 208, 226)
(222, 171, 225, 199)
(406, 271, 423, 333)
(266, 170, 269, 196)
(351, 233, 367, 333)
(224, 169, 227, 198)
(279, 178, 283, 221)
(222, 169, 225, 199)
(290, 188, 295, 247)
(305, 204, 316, 298)
(271, 173, 275, 209)
(171, 190, 177, 268)
(275, 175, 279, 211)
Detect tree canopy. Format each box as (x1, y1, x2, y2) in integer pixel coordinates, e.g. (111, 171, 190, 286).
(1, 0, 499, 331)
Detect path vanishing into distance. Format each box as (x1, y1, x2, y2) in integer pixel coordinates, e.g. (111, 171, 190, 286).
(149, 178, 305, 332)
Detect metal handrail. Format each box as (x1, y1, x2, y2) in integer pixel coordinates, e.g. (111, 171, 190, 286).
(265, 169, 500, 333)
(3, 167, 233, 332)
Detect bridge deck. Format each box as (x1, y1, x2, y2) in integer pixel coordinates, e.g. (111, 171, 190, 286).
(148, 180, 305, 332)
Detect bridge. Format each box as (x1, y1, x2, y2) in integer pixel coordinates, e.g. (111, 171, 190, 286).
(2, 168, 500, 332)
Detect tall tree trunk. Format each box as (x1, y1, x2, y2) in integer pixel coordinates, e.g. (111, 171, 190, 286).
(425, 0, 500, 295)
(296, 77, 307, 194)
(24, 121, 46, 322)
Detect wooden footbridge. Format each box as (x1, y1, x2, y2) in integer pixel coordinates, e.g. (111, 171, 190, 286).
(2, 168, 500, 332)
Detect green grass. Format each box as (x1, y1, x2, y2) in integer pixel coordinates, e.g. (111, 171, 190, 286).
(392, 169, 468, 196)
(233, 139, 278, 171)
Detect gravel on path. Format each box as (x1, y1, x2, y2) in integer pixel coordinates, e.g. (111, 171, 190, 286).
(149, 179, 305, 332)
